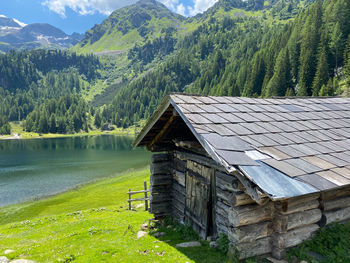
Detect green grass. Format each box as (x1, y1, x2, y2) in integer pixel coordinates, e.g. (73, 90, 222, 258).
(0, 168, 227, 263)
(287, 222, 350, 263)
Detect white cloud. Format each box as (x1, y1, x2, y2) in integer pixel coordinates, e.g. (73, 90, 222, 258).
(42, 0, 138, 17)
(189, 0, 218, 16)
(176, 3, 186, 16)
(42, 0, 217, 18)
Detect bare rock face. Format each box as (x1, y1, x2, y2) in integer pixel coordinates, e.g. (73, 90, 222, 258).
(175, 241, 201, 248)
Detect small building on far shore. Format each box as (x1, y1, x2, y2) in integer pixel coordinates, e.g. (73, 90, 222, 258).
(133, 94, 350, 260)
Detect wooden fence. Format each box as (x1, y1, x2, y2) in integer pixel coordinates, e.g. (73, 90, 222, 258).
(127, 181, 149, 211)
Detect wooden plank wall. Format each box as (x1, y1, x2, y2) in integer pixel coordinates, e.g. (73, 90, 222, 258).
(320, 188, 350, 226)
(271, 194, 321, 259)
(149, 153, 172, 217)
(151, 150, 350, 260)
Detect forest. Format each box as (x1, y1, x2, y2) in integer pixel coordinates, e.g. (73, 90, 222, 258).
(0, 50, 99, 134)
(0, 0, 349, 133)
(105, 0, 350, 127)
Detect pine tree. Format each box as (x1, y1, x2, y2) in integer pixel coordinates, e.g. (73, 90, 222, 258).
(312, 45, 329, 96)
(319, 78, 334, 96)
(265, 48, 292, 97)
(330, 22, 343, 74)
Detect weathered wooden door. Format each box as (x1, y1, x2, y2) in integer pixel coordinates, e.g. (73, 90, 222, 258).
(185, 160, 215, 239)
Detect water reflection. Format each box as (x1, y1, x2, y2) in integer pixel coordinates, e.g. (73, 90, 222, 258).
(0, 135, 150, 206)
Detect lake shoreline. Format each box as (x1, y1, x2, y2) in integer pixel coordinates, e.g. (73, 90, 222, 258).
(0, 166, 150, 210)
(0, 135, 151, 207)
(0, 121, 144, 140)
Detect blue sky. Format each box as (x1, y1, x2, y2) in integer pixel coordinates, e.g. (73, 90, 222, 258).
(0, 0, 218, 35)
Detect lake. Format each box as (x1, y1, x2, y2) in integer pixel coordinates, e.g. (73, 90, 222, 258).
(0, 135, 151, 207)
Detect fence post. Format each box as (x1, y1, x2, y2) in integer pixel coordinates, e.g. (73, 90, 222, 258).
(128, 189, 131, 210)
(144, 181, 148, 211)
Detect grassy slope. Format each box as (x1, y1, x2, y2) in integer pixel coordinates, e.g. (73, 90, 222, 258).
(0, 168, 227, 263)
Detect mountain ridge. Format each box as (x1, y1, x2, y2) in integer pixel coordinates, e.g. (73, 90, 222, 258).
(0, 16, 83, 53)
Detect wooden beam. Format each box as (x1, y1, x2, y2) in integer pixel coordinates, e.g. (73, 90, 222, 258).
(231, 169, 268, 205)
(148, 115, 178, 151)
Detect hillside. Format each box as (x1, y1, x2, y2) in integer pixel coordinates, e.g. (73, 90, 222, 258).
(0, 0, 350, 133)
(72, 0, 185, 54)
(91, 0, 350, 127)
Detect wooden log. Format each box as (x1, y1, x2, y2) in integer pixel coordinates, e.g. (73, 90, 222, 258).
(172, 191, 186, 205)
(286, 209, 322, 231)
(150, 184, 171, 194)
(174, 158, 186, 173)
(217, 223, 229, 234)
(232, 237, 272, 259)
(216, 171, 238, 185)
(232, 169, 268, 205)
(174, 150, 226, 172)
(321, 196, 350, 211)
(216, 188, 255, 207)
(152, 153, 170, 163)
(321, 187, 350, 201)
(273, 224, 319, 250)
(173, 170, 185, 187)
(150, 162, 171, 175)
(149, 194, 172, 203)
(216, 200, 230, 212)
(277, 199, 320, 215)
(228, 221, 273, 244)
(216, 214, 229, 229)
(171, 198, 185, 211)
(323, 206, 350, 225)
(216, 177, 239, 192)
(172, 181, 186, 197)
(150, 202, 171, 215)
(228, 202, 274, 227)
(150, 174, 172, 187)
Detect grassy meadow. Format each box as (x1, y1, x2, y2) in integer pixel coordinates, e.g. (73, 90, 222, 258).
(0, 168, 227, 263)
(0, 167, 349, 262)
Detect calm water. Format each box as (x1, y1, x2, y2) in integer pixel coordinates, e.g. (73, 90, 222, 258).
(0, 135, 151, 207)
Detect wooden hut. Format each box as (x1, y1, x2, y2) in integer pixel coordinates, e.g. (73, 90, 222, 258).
(133, 94, 350, 260)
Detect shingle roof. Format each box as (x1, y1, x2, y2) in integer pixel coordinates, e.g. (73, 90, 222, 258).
(134, 94, 350, 200)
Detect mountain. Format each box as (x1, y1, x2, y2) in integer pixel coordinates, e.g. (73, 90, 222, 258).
(0, 0, 350, 133)
(0, 15, 83, 53)
(0, 15, 26, 37)
(73, 0, 184, 53)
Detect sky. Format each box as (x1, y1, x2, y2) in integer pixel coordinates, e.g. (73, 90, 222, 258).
(0, 0, 218, 35)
